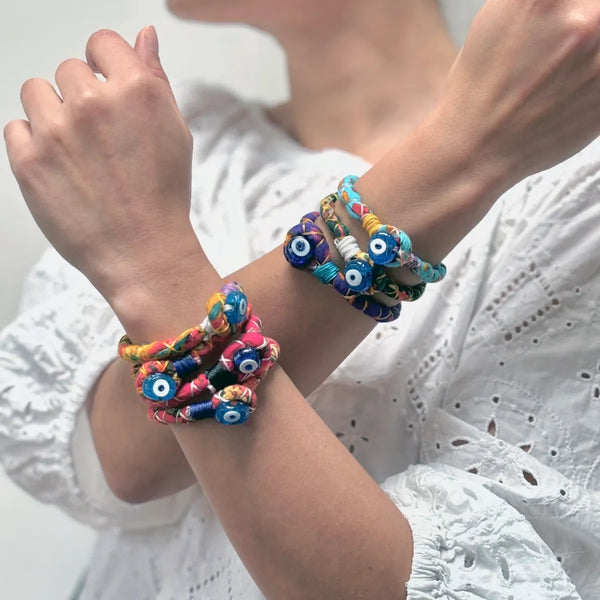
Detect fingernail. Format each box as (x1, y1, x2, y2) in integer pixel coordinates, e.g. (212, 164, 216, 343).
(146, 25, 159, 53)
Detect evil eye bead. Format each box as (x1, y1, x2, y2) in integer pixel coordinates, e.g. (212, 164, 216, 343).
(233, 347, 261, 375)
(215, 400, 251, 425)
(142, 373, 177, 402)
(345, 259, 373, 292)
(284, 235, 314, 267)
(368, 231, 397, 265)
(223, 290, 248, 325)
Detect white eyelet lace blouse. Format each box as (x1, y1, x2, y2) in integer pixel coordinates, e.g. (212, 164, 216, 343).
(0, 82, 598, 599)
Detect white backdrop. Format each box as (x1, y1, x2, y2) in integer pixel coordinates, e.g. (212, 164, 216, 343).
(0, 1, 482, 598)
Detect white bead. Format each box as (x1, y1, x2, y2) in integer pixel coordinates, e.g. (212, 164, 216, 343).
(291, 237, 311, 257)
(335, 236, 361, 262)
(239, 358, 260, 373)
(223, 410, 241, 423)
(369, 238, 387, 256)
(153, 380, 170, 398)
(346, 268, 363, 287)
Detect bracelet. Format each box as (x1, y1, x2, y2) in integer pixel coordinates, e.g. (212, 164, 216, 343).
(133, 314, 263, 407)
(152, 383, 258, 425)
(118, 282, 251, 364)
(174, 329, 280, 403)
(283, 211, 402, 322)
(150, 332, 280, 425)
(319, 193, 426, 302)
(117, 283, 280, 426)
(337, 175, 447, 283)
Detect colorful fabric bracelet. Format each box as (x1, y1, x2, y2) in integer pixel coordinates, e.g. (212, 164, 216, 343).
(118, 283, 280, 425)
(319, 193, 426, 302)
(283, 211, 401, 322)
(150, 322, 280, 425)
(118, 282, 251, 364)
(152, 383, 259, 426)
(139, 317, 277, 406)
(337, 175, 447, 283)
(148, 333, 279, 425)
(133, 314, 264, 407)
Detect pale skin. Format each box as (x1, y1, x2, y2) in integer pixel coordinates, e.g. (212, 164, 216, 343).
(6, 0, 600, 598)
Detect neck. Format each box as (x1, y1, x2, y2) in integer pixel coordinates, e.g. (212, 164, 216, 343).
(267, 0, 457, 163)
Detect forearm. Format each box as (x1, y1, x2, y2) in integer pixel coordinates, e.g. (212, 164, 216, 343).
(173, 365, 413, 600)
(86, 359, 198, 502)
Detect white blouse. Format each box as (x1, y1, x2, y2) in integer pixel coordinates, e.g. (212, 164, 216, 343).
(0, 81, 598, 599)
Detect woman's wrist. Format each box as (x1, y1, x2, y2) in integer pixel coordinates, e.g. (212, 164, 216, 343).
(104, 229, 222, 343)
(352, 106, 512, 267)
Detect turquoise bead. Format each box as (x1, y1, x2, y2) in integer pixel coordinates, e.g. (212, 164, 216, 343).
(369, 231, 398, 265)
(224, 291, 248, 325)
(215, 401, 250, 425)
(345, 259, 373, 292)
(142, 373, 177, 402)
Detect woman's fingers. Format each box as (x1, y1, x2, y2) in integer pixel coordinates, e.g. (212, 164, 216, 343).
(55, 58, 99, 100)
(19, 78, 62, 132)
(85, 29, 146, 81)
(4, 120, 33, 169)
(133, 26, 177, 102)
(133, 27, 164, 79)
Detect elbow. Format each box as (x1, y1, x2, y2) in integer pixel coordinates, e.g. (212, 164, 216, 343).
(100, 455, 197, 505)
(104, 465, 158, 505)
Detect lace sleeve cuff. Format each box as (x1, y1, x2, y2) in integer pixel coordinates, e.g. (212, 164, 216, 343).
(0, 275, 195, 530)
(381, 464, 582, 600)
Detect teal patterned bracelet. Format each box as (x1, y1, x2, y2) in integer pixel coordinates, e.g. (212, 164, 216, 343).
(319, 193, 425, 302)
(337, 175, 447, 284)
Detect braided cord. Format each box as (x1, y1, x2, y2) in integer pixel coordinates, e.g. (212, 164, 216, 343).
(151, 335, 279, 424)
(337, 175, 446, 283)
(283, 211, 401, 322)
(320, 192, 425, 302)
(117, 282, 279, 426)
(118, 282, 251, 363)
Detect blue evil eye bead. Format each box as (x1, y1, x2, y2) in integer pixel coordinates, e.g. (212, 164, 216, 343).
(215, 400, 251, 425)
(233, 346, 261, 375)
(368, 231, 398, 265)
(142, 373, 177, 402)
(345, 259, 373, 292)
(223, 290, 248, 325)
(284, 235, 314, 267)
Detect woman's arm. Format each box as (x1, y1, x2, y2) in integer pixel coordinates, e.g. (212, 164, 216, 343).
(171, 365, 414, 600)
(7, 0, 600, 515)
(83, 27, 499, 503)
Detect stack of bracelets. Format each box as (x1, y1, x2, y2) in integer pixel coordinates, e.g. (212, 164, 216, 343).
(118, 282, 280, 425)
(120, 176, 443, 425)
(283, 175, 446, 322)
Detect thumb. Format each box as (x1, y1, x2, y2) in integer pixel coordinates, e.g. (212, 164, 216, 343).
(134, 26, 171, 87)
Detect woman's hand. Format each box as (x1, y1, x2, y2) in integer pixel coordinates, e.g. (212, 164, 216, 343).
(4, 27, 198, 302)
(438, 0, 600, 187)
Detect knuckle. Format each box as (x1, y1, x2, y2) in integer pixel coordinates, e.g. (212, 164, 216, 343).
(88, 28, 118, 46)
(40, 117, 65, 144)
(55, 57, 83, 78)
(11, 149, 38, 183)
(124, 72, 161, 102)
(71, 88, 106, 118)
(3, 120, 21, 146)
(530, 0, 553, 9)
(564, 10, 600, 47)
(3, 121, 12, 141)
(20, 77, 42, 101)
